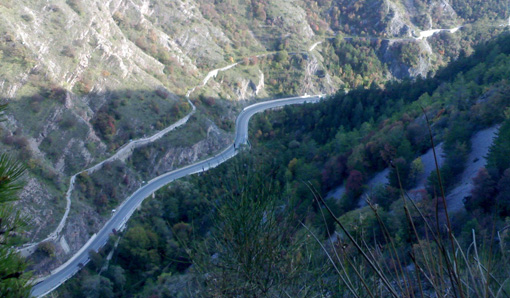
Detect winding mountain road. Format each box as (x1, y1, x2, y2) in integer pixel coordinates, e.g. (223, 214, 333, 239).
(30, 94, 323, 297)
(22, 54, 255, 256)
(415, 26, 462, 40)
(18, 99, 197, 257)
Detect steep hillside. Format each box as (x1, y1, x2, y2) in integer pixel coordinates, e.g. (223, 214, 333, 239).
(0, 0, 508, 276)
(58, 32, 510, 297)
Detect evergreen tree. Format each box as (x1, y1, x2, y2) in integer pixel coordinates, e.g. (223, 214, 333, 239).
(191, 155, 324, 297)
(0, 104, 32, 297)
(496, 168, 510, 216)
(487, 119, 510, 175)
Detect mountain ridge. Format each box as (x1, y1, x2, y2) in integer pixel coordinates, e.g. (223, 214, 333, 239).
(0, 0, 508, 277)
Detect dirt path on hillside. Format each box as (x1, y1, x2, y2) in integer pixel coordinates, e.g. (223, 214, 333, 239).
(445, 125, 500, 213)
(327, 125, 499, 212)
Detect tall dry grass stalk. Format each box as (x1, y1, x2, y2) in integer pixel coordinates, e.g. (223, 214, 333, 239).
(308, 112, 510, 297)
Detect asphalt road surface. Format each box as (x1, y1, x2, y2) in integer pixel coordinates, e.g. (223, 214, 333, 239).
(31, 94, 323, 297)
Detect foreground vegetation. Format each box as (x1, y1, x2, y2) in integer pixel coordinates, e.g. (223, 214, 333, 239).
(0, 104, 32, 297)
(55, 30, 510, 298)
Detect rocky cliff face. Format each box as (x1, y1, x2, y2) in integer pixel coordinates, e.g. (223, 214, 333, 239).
(0, 0, 506, 274)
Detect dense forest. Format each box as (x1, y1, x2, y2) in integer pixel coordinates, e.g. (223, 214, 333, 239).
(57, 33, 510, 297)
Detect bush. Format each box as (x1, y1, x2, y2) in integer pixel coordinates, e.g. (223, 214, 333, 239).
(12, 136, 29, 149)
(112, 12, 123, 24)
(66, 0, 82, 15)
(59, 114, 77, 129)
(155, 87, 170, 99)
(464, 167, 497, 213)
(346, 170, 364, 199)
(274, 50, 289, 63)
(487, 119, 510, 175)
(36, 241, 56, 257)
(73, 79, 92, 95)
(29, 101, 41, 113)
(92, 112, 116, 138)
(21, 14, 34, 22)
(47, 87, 67, 104)
(61, 46, 76, 58)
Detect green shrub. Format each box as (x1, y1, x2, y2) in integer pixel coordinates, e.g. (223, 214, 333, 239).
(36, 241, 56, 257)
(21, 14, 34, 22)
(66, 0, 82, 15)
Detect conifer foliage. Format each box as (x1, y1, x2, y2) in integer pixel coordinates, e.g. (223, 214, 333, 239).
(0, 104, 32, 297)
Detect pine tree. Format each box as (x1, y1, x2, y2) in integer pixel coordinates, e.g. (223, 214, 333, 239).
(0, 104, 32, 297)
(191, 155, 324, 297)
(487, 119, 510, 175)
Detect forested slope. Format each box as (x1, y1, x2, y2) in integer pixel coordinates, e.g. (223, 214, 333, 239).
(57, 32, 510, 297)
(0, 0, 507, 263)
